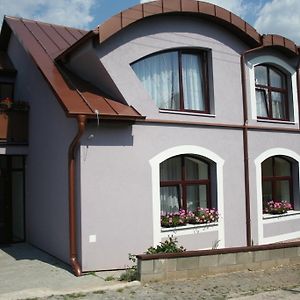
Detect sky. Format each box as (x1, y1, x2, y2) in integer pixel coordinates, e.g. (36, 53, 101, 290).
(0, 0, 300, 44)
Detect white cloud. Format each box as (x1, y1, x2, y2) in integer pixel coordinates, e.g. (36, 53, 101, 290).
(0, 0, 95, 29)
(255, 0, 300, 44)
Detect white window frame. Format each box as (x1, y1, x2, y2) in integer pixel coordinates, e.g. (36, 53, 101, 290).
(247, 55, 299, 123)
(254, 148, 300, 245)
(149, 145, 225, 248)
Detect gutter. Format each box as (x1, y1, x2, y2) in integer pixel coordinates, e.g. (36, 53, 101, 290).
(68, 114, 86, 276)
(240, 45, 265, 247)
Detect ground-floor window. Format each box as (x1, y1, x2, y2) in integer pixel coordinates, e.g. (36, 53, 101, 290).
(262, 156, 293, 205)
(160, 154, 216, 214)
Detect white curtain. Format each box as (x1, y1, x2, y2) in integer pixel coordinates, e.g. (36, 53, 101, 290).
(182, 53, 205, 111)
(132, 52, 179, 109)
(256, 89, 268, 117)
(271, 92, 285, 119)
(160, 157, 181, 213)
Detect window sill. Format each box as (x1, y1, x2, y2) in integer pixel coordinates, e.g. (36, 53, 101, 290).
(257, 119, 295, 125)
(159, 109, 215, 118)
(161, 222, 218, 233)
(263, 210, 300, 221)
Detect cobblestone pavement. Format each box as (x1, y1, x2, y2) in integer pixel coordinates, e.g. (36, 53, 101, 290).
(38, 263, 300, 300)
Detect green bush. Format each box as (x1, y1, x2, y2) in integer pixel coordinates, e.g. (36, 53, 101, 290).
(146, 236, 186, 254)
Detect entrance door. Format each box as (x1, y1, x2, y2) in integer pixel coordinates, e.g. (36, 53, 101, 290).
(0, 156, 11, 243)
(0, 156, 25, 244)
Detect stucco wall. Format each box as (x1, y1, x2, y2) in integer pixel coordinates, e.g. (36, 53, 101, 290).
(68, 14, 248, 125)
(248, 131, 300, 245)
(7, 34, 78, 263)
(79, 123, 245, 271)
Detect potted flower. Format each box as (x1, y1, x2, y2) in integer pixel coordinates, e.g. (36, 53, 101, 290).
(263, 200, 292, 214)
(0, 97, 13, 110)
(161, 209, 187, 228)
(187, 208, 219, 224)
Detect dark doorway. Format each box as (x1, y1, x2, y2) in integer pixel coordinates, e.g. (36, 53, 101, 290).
(0, 155, 25, 244)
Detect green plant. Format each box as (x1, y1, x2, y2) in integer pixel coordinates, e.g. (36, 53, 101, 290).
(263, 200, 292, 214)
(146, 236, 186, 254)
(119, 254, 138, 282)
(161, 208, 219, 228)
(104, 275, 115, 281)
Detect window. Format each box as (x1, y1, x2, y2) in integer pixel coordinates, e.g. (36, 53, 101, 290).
(160, 155, 213, 214)
(0, 83, 14, 100)
(132, 50, 209, 113)
(255, 64, 289, 120)
(262, 156, 293, 206)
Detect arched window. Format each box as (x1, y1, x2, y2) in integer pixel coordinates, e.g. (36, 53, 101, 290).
(132, 49, 209, 113)
(160, 155, 214, 214)
(262, 156, 293, 206)
(255, 64, 289, 120)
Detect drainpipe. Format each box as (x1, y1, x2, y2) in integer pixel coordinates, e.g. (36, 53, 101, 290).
(240, 45, 265, 247)
(68, 114, 86, 276)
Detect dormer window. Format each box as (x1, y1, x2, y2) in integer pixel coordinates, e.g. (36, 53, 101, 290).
(132, 50, 209, 113)
(255, 64, 289, 120)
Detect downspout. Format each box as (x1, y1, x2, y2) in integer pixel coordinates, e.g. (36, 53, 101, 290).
(240, 45, 265, 247)
(68, 114, 86, 276)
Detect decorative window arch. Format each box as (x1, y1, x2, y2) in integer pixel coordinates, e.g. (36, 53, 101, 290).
(149, 145, 224, 246)
(254, 148, 300, 244)
(248, 56, 298, 123)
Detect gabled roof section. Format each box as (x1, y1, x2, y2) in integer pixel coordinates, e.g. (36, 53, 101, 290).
(1, 16, 143, 120)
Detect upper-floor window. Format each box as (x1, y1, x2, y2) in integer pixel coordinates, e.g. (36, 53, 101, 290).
(255, 64, 289, 121)
(132, 50, 209, 113)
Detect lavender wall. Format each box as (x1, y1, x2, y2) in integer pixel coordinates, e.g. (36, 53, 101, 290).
(79, 123, 245, 270)
(7, 34, 78, 263)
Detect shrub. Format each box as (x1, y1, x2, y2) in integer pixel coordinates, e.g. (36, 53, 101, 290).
(146, 236, 186, 254)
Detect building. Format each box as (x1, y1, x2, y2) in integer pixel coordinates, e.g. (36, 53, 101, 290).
(0, 0, 300, 275)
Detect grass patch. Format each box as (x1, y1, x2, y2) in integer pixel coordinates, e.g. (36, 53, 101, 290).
(104, 275, 115, 281)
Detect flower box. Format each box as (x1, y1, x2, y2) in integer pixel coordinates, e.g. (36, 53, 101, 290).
(161, 208, 219, 228)
(263, 200, 292, 215)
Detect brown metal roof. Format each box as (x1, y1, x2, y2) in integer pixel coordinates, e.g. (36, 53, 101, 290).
(56, 0, 299, 62)
(1, 16, 143, 120)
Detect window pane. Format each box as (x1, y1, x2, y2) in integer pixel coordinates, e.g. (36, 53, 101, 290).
(274, 157, 291, 176)
(186, 185, 207, 211)
(256, 89, 268, 117)
(132, 52, 180, 109)
(255, 65, 268, 86)
(271, 92, 286, 119)
(270, 68, 285, 89)
(12, 156, 23, 169)
(0, 83, 13, 100)
(160, 186, 180, 213)
(160, 156, 181, 181)
(262, 158, 273, 177)
(262, 181, 272, 202)
(275, 180, 290, 202)
(182, 53, 205, 111)
(185, 156, 208, 180)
